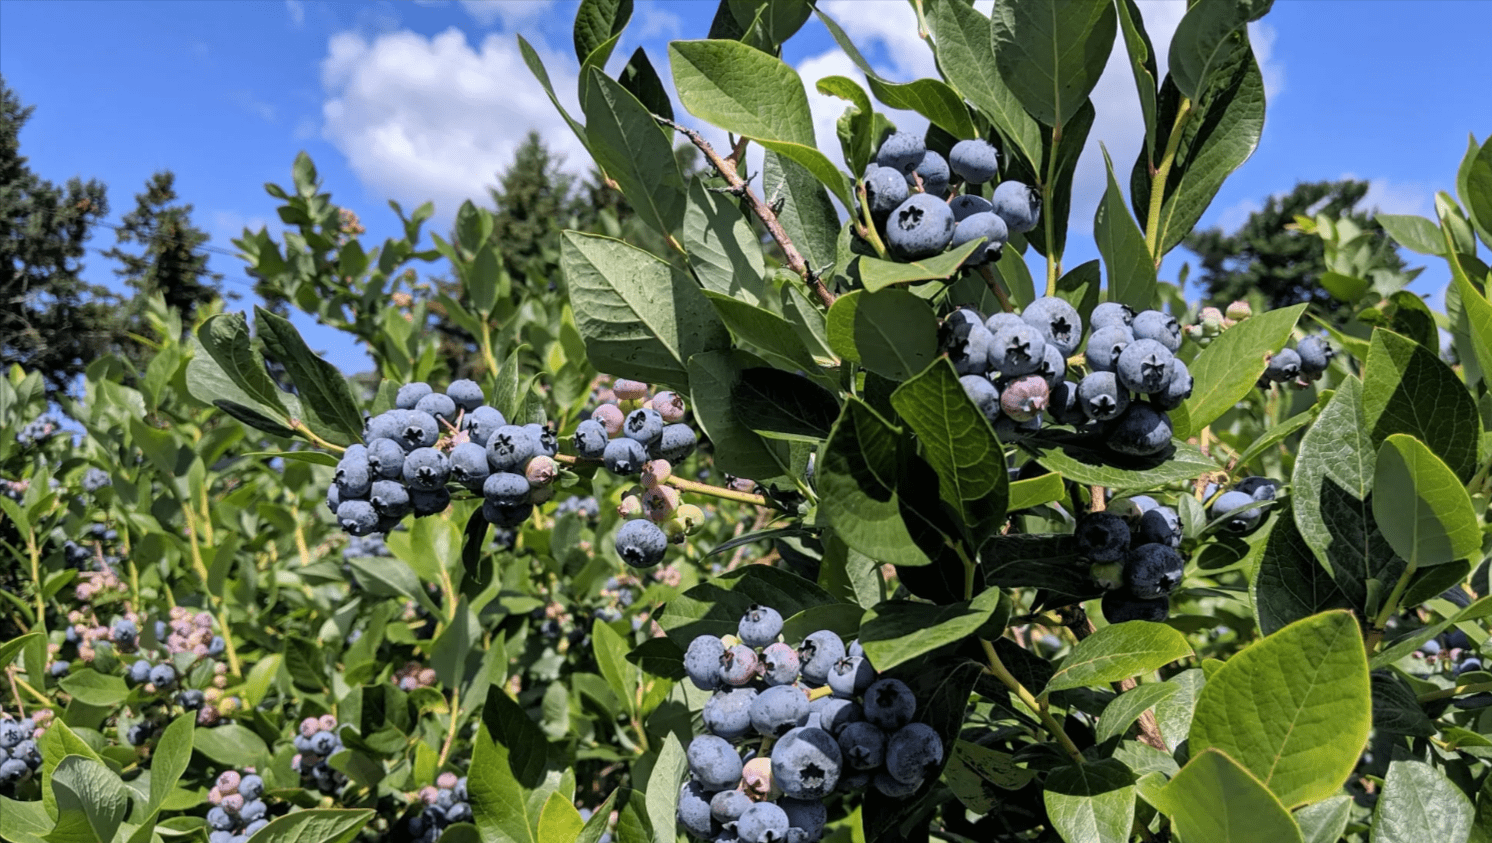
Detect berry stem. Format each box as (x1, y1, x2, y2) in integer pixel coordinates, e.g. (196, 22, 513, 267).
(980, 638, 1085, 765)
(854, 182, 890, 259)
(1144, 98, 1195, 266)
(1367, 560, 1419, 651)
(290, 420, 348, 455)
(437, 685, 461, 767)
(654, 115, 837, 310)
(554, 454, 770, 507)
(1043, 122, 1063, 297)
(975, 265, 1014, 313)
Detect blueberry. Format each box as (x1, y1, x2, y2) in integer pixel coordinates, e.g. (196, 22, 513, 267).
(991, 181, 1040, 233)
(863, 678, 916, 731)
(760, 642, 801, 686)
(177, 689, 205, 709)
(720, 643, 759, 687)
(739, 604, 784, 648)
(689, 734, 745, 791)
(486, 425, 538, 473)
(1234, 477, 1280, 502)
(445, 802, 472, 824)
(960, 375, 1001, 423)
(337, 499, 380, 535)
(770, 726, 842, 800)
(396, 382, 433, 410)
(711, 789, 753, 826)
(448, 442, 491, 490)
(984, 311, 1024, 337)
(239, 799, 267, 822)
(990, 323, 1048, 378)
(942, 321, 994, 376)
(602, 437, 648, 476)
(1076, 512, 1130, 563)
(1089, 302, 1135, 332)
(1077, 371, 1129, 421)
(1022, 297, 1083, 357)
(874, 132, 925, 177)
(737, 801, 790, 843)
(483, 472, 531, 507)
(1264, 348, 1302, 382)
(50, 661, 69, 677)
(481, 498, 529, 528)
(1047, 380, 1086, 426)
(1037, 342, 1067, 386)
(615, 518, 667, 568)
(906, 149, 949, 196)
(836, 721, 887, 770)
(827, 655, 875, 698)
(886, 194, 956, 260)
(751, 685, 810, 737)
(129, 659, 152, 685)
(1117, 339, 1174, 394)
(399, 411, 440, 451)
(311, 729, 338, 756)
(652, 424, 698, 462)
(414, 392, 458, 425)
(862, 165, 910, 216)
(1102, 591, 1170, 623)
(238, 774, 265, 800)
(677, 779, 719, 839)
(872, 769, 922, 798)
(949, 194, 993, 221)
(126, 722, 154, 745)
(950, 211, 1009, 265)
(1084, 325, 1133, 372)
(1131, 310, 1181, 352)
(948, 138, 999, 184)
(797, 631, 845, 686)
(685, 636, 726, 691)
(445, 379, 484, 412)
(703, 688, 758, 740)
(812, 697, 862, 736)
(369, 480, 412, 518)
(207, 806, 235, 831)
(462, 406, 508, 446)
(571, 419, 609, 459)
(1151, 359, 1193, 411)
(366, 438, 406, 480)
(885, 722, 944, 784)
(525, 423, 558, 457)
(335, 448, 372, 499)
(1296, 336, 1333, 376)
(412, 487, 452, 517)
(777, 798, 826, 841)
(1137, 506, 1181, 548)
(1126, 543, 1185, 599)
(113, 618, 138, 643)
(1456, 657, 1484, 677)
(1000, 375, 1049, 423)
(1211, 490, 1262, 534)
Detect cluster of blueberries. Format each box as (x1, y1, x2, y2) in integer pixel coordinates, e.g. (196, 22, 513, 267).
(0, 476, 26, 502)
(343, 532, 391, 560)
(860, 132, 1036, 265)
(556, 494, 601, 521)
(408, 772, 473, 841)
(1204, 477, 1281, 536)
(291, 715, 348, 794)
(1076, 497, 1188, 623)
(946, 299, 1191, 455)
(1416, 629, 1486, 678)
(63, 521, 122, 572)
(571, 380, 704, 568)
(676, 605, 946, 841)
(329, 378, 560, 536)
(80, 467, 112, 493)
(14, 414, 60, 446)
(206, 769, 271, 842)
(391, 661, 438, 692)
(0, 712, 50, 787)
(1259, 335, 1334, 388)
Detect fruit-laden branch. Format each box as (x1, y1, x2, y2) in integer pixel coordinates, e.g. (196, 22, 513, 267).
(655, 116, 837, 310)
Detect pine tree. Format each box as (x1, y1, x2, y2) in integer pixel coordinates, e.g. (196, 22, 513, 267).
(102, 170, 222, 324)
(0, 78, 113, 396)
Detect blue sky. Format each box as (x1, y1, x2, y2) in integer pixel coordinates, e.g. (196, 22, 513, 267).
(4, 0, 1489, 376)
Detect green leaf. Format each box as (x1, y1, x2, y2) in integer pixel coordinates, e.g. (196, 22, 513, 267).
(50, 755, 129, 843)
(245, 809, 374, 843)
(1017, 99, 1095, 260)
(923, 0, 1044, 171)
(0, 633, 42, 668)
(1168, 0, 1270, 100)
(431, 598, 476, 688)
(478, 689, 551, 790)
(560, 231, 729, 387)
(761, 151, 840, 276)
(857, 242, 983, 293)
(145, 714, 193, 818)
(1372, 434, 1482, 567)
(254, 307, 363, 445)
(1095, 146, 1157, 310)
(890, 358, 1008, 541)
(185, 328, 294, 438)
(643, 732, 688, 838)
(1291, 377, 1406, 611)
(669, 40, 852, 206)
(1252, 507, 1351, 635)
(573, 0, 631, 66)
(658, 564, 835, 650)
(1114, 0, 1160, 163)
(617, 46, 672, 122)
(1177, 304, 1306, 438)
(1373, 760, 1476, 843)
(1033, 440, 1219, 489)
(1362, 328, 1481, 480)
(536, 791, 584, 843)
(517, 35, 591, 162)
(1044, 621, 1192, 694)
(1008, 472, 1066, 512)
(686, 351, 792, 480)
(1458, 135, 1492, 245)
(816, 75, 875, 177)
(981, 534, 1105, 607)
(0, 796, 50, 843)
(1143, 749, 1304, 843)
(859, 589, 1005, 671)
(1370, 670, 1435, 738)
(56, 668, 128, 707)
(193, 724, 270, 769)
(1446, 248, 1492, 388)
(1096, 682, 1180, 743)
(1190, 611, 1370, 808)
(1295, 795, 1353, 843)
(947, 739, 1036, 797)
(1131, 40, 1264, 258)
(989, 0, 1116, 129)
(703, 292, 820, 371)
(685, 180, 766, 306)
(38, 720, 102, 819)
(825, 290, 939, 381)
(730, 367, 839, 441)
(1043, 759, 1136, 843)
(1377, 213, 1446, 256)
(592, 620, 640, 717)
(583, 68, 687, 240)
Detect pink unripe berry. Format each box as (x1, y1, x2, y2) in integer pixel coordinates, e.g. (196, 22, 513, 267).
(216, 770, 241, 793)
(222, 793, 244, 814)
(524, 455, 557, 486)
(437, 772, 458, 789)
(419, 786, 439, 805)
(617, 492, 644, 519)
(319, 714, 338, 731)
(640, 460, 672, 488)
(652, 391, 686, 422)
(642, 486, 680, 522)
(301, 717, 321, 738)
(592, 404, 624, 436)
(741, 757, 778, 800)
(613, 379, 648, 400)
(1000, 375, 1049, 422)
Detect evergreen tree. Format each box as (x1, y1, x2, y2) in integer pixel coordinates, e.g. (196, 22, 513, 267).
(1185, 179, 1405, 318)
(102, 170, 222, 325)
(0, 78, 112, 395)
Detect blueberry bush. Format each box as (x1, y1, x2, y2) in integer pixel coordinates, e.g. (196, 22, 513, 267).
(3, 1, 1492, 841)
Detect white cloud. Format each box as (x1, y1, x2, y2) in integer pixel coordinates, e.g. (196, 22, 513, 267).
(1352, 175, 1434, 218)
(459, 0, 554, 29)
(318, 27, 588, 222)
(212, 210, 271, 242)
(633, 2, 683, 40)
(230, 90, 278, 123)
(286, 0, 304, 27)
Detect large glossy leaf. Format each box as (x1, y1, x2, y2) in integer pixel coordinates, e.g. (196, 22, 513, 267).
(1176, 304, 1306, 438)
(1095, 682, 1179, 743)
(1372, 434, 1482, 567)
(981, 534, 1106, 607)
(859, 588, 1004, 671)
(1457, 134, 1492, 244)
(1113, 0, 1159, 163)
(1372, 760, 1476, 843)
(194, 723, 271, 769)
(50, 756, 129, 843)
(146, 714, 194, 818)
(686, 350, 792, 480)
(703, 292, 820, 371)
(1012, 99, 1096, 261)
(1362, 328, 1481, 480)
(761, 151, 840, 277)
(1095, 147, 1156, 310)
(825, 289, 939, 382)
(1167, 0, 1272, 100)
(56, 668, 128, 707)
(1033, 439, 1219, 488)
(583, 68, 688, 240)
(560, 231, 729, 388)
(1143, 749, 1304, 843)
(1252, 508, 1351, 635)
(989, 0, 1116, 129)
(1044, 621, 1192, 693)
(185, 322, 294, 438)
(730, 367, 839, 441)
(643, 732, 687, 839)
(685, 180, 766, 306)
(1295, 796, 1353, 843)
(572, 0, 631, 66)
(254, 306, 363, 445)
(1044, 760, 1136, 843)
(1190, 611, 1370, 808)
(517, 35, 592, 165)
(857, 241, 983, 293)
(245, 809, 375, 843)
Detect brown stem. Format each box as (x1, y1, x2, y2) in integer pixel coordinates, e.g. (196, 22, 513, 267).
(1063, 608, 1168, 752)
(976, 265, 1014, 313)
(655, 116, 836, 310)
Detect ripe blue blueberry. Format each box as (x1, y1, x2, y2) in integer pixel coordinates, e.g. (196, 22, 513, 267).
(1107, 403, 1173, 456)
(129, 659, 152, 685)
(238, 774, 265, 800)
(750, 685, 810, 737)
(1264, 348, 1302, 382)
(797, 630, 845, 686)
(524, 423, 558, 457)
(991, 181, 1040, 233)
(113, 618, 138, 644)
(483, 472, 531, 507)
(311, 729, 338, 756)
(150, 663, 177, 689)
(886, 193, 956, 259)
(366, 438, 406, 480)
(737, 801, 790, 843)
(1048, 380, 1087, 426)
(615, 518, 667, 568)
(1089, 302, 1135, 331)
(487, 425, 538, 473)
(874, 132, 925, 176)
(571, 419, 609, 459)
(1137, 506, 1182, 548)
(811, 696, 862, 737)
(399, 411, 440, 451)
(779, 798, 828, 842)
(1077, 371, 1129, 421)
(948, 138, 999, 184)
(959, 375, 1001, 423)
(685, 636, 726, 691)
(335, 449, 372, 499)
(739, 604, 784, 647)
(1116, 339, 1175, 394)
(1211, 490, 1263, 534)
(1235, 477, 1280, 502)
(984, 311, 1024, 337)
(1131, 310, 1181, 352)
(1126, 543, 1185, 599)
(677, 779, 719, 839)
(462, 406, 507, 446)
(863, 165, 910, 216)
(402, 447, 450, 491)
(1037, 342, 1067, 387)
(369, 480, 412, 518)
(688, 734, 745, 791)
(836, 721, 887, 770)
(1296, 336, 1333, 376)
(863, 678, 916, 731)
(239, 799, 267, 822)
(989, 323, 1048, 377)
(445, 379, 484, 412)
(1022, 297, 1083, 356)
(396, 382, 433, 410)
(710, 789, 753, 826)
(602, 437, 647, 476)
(448, 442, 491, 490)
(703, 688, 758, 740)
(760, 642, 801, 686)
(1151, 359, 1193, 411)
(207, 807, 235, 831)
(49, 661, 69, 677)
(885, 722, 944, 784)
(1102, 591, 1169, 623)
(1076, 512, 1130, 563)
(950, 211, 1009, 265)
(949, 194, 993, 221)
(771, 726, 842, 800)
(412, 487, 452, 518)
(942, 322, 993, 375)
(1084, 325, 1133, 373)
(337, 500, 380, 536)
(907, 149, 949, 196)
(414, 392, 457, 425)
(652, 423, 698, 462)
